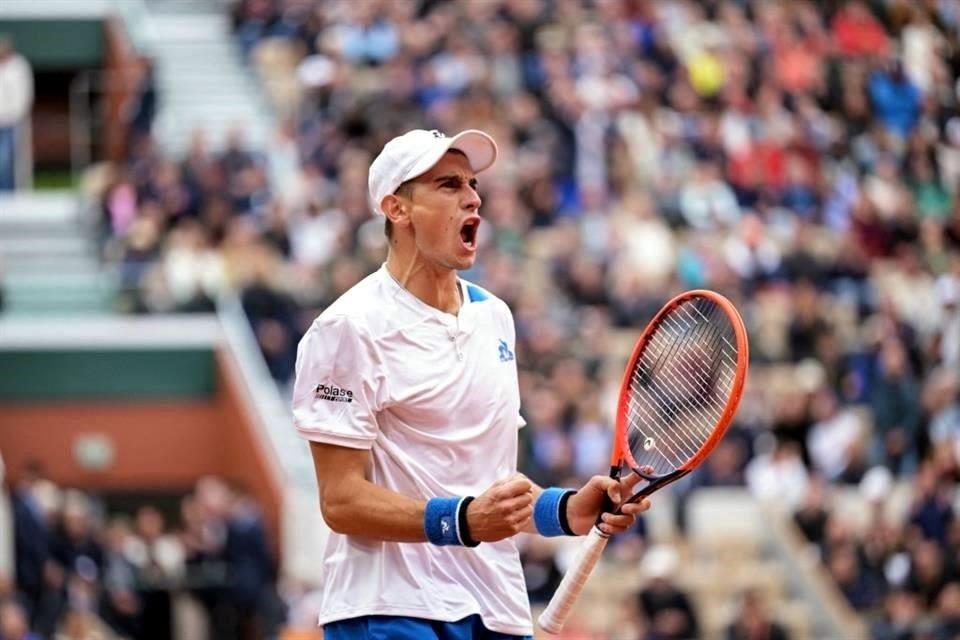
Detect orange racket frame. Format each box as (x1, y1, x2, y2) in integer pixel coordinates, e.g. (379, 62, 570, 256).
(609, 288, 750, 506)
(538, 289, 749, 634)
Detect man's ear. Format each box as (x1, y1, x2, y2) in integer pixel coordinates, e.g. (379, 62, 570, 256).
(381, 193, 409, 228)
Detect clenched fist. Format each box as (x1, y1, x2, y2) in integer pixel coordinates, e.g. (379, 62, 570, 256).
(466, 474, 535, 542)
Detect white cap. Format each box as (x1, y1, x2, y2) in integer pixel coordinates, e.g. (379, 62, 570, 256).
(367, 129, 498, 216)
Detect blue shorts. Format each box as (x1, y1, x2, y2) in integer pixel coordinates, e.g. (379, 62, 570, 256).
(322, 614, 533, 640)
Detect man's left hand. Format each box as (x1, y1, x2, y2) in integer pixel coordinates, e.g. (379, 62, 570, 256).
(565, 473, 651, 536)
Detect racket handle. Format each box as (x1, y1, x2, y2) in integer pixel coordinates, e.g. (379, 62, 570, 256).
(537, 527, 609, 634)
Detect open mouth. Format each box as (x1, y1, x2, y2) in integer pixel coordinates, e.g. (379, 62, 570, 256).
(459, 218, 480, 250)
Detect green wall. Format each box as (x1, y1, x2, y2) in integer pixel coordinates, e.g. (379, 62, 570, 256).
(0, 349, 216, 400)
(0, 19, 104, 70)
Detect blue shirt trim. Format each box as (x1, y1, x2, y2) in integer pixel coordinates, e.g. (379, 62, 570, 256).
(466, 283, 489, 302)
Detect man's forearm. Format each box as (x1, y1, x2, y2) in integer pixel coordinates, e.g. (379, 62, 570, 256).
(322, 478, 430, 542)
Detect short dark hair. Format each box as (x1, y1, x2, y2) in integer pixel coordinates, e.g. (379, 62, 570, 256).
(385, 180, 415, 239)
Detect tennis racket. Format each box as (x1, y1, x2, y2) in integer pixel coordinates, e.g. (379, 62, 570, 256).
(537, 289, 749, 634)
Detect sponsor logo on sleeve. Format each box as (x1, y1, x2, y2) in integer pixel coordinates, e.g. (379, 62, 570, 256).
(314, 383, 354, 403)
(498, 339, 515, 363)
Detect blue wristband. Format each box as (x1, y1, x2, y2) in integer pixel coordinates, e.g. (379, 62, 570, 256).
(424, 496, 479, 547)
(534, 488, 577, 537)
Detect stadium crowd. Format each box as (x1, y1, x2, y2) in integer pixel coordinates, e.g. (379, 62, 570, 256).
(20, 0, 956, 637)
(3, 461, 284, 640)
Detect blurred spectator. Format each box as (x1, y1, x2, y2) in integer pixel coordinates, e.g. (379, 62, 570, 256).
(793, 478, 830, 548)
(0, 35, 33, 191)
(745, 439, 810, 509)
(871, 589, 925, 640)
(222, 484, 278, 640)
(868, 59, 923, 139)
(906, 463, 954, 546)
(787, 281, 830, 363)
(934, 582, 960, 640)
(725, 589, 789, 640)
(923, 367, 960, 461)
(678, 160, 741, 230)
(831, 1, 889, 59)
(99, 518, 141, 639)
(51, 491, 103, 589)
(7, 471, 279, 640)
(906, 539, 947, 609)
(11, 462, 59, 633)
(128, 505, 182, 640)
(827, 541, 885, 610)
(806, 388, 868, 483)
(636, 545, 699, 640)
(0, 599, 40, 640)
(125, 57, 157, 153)
(870, 338, 922, 475)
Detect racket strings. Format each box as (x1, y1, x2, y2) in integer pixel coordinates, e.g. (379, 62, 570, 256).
(659, 303, 736, 388)
(690, 302, 740, 366)
(646, 309, 736, 419)
(625, 310, 717, 466)
(628, 342, 705, 462)
(662, 309, 737, 392)
(639, 303, 735, 432)
(624, 299, 739, 472)
(637, 303, 736, 439)
(627, 305, 730, 457)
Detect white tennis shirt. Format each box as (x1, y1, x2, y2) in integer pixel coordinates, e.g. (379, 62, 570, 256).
(291, 265, 532, 635)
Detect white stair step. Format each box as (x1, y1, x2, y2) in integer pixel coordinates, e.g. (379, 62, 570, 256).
(0, 236, 93, 257)
(156, 119, 268, 131)
(142, 1, 274, 159)
(162, 94, 258, 106)
(7, 271, 117, 289)
(0, 193, 82, 224)
(153, 40, 240, 56)
(158, 61, 241, 73)
(147, 15, 230, 40)
(155, 123, 268, 140)
(157, 52, 240, 65)
(2, 255, 101, 274)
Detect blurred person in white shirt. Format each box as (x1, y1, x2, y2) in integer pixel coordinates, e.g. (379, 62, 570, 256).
(807, 388, 868, 483)
(678, 160, 741, 230)
(610, 192, 676, 289)
(745, 437, 810, 510)
(0, 35, 33, 191)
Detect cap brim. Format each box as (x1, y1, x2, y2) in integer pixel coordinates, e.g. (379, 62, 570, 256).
(448, 129, 498, 174)
(404, 129, 498, 183)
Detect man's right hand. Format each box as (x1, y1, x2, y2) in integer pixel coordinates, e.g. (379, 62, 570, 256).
(466, 474, 535, 542)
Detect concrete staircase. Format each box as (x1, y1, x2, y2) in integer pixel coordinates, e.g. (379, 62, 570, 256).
(0, 193, 117, 315)
(145, 0, 273, 155)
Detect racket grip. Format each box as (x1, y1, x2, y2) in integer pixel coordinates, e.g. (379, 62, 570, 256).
(537, 527, 609, 634)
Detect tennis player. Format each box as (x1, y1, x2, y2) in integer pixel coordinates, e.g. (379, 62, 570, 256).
(292, 128, 650, 640)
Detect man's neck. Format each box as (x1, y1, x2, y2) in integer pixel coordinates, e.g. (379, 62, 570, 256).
(386, 251, 461, 315)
